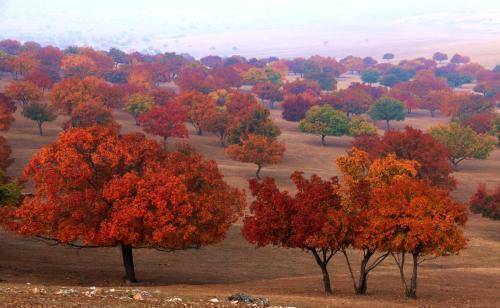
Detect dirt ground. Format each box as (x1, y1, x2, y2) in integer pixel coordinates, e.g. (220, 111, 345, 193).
(0, 76, 499, 307)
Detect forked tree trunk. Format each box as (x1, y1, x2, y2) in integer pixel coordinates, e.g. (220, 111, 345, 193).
(219, 131, 226, 147)
(311, 248, 335, 296)
(121, 244, 137, 283)
(321, 135, 326, 146)
(343, 248, 389, 295)
(392, 251, 420, 299)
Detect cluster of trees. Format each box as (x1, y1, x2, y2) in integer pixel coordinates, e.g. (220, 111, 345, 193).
(244, 147, 467, 299)
(469, 184, 499, 220)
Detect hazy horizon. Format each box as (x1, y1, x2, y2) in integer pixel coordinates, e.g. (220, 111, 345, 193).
(1, 0, 499, 61)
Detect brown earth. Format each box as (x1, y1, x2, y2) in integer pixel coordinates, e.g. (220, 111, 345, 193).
(0, 76, 499, 307)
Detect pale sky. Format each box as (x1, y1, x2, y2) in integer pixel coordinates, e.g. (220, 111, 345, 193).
(0, 0, 499, 58)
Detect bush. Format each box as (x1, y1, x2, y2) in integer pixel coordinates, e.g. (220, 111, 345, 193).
(469, 184, 499, 220)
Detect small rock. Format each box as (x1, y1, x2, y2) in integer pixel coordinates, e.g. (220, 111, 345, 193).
(133, 293, 144, 301)
(228, 293, 269, 307)
(209, 298, 219, 303)
(109, 288, 116, 293)
(166, 297, 183, 302)
(230, 300, 239, 305)
(31, 287, 40, 295)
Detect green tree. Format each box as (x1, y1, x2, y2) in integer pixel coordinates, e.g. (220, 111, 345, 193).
(0, 171, 22, 207)
(21, 102, 57, 136)
(368, 97, 405, 130)
(124, 94, 155, 125)
(361, 70, 381, 84)
(429, 123, 496, 170)
(299, 104, 350, 146)
(348, 116, 377, 137)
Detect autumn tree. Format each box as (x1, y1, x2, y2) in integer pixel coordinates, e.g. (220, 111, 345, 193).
(336, 149, 419, 295)
(227, 134, 285, 179)
(0, 136, 14, 172)
(252, 82, 283, 109)
(450, 54, 470, 65)
(125, 93, 155, 125)
(242, 67, 282, 85)
(282, 93, 318, 122)
(327, 87, 374, 117)
(61, 54, 98, 78)
(64, 101, 116, 129)
(283, 79, 321, 96)
(368, 97, 405, 130)
(25, 69, 54, 93)
(420, 89, 451, 117)
(299, 105, 350, 146)
(49, 77, 113, 114)
(353, 127, 455, 189)
(373, 175, 467, 298)
(6, 54, 40, 79)
(175, 91, 214, 135)
(0, 93, 16, 131)
(469, 184, 499, 220)
(21, 102, 57, 135)
(9, 126, 245, 283)
(5, 81, 43, 106)
(202, 107, 229, 146)
(243, 172, 349, 294)
(139, 102, 188, 148)
(429, 123, 496, 170)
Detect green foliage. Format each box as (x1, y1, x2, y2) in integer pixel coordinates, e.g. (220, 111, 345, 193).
(21, 102, 57, 135)
(361, 70, 381, 84)
(0, 172, 22, 207)
(299, 105, 349, 145)
(348, 116, 377, 137)
(243, 67, 282, 85)
(368, 97, 405, 129)
(445, 73, 474, 87)
(125, 94, 155, 122)
(430, 123, 497, 168)
(227, 109, 281, 145)
(380, 67, 415, 87)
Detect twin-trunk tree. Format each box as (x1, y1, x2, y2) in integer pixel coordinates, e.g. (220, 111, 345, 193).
(7, 126, 245, 282)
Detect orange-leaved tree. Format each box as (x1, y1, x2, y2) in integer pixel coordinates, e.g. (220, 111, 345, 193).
(5, 80, 43, 106)
(227, 134, 285, 179)
(64, 101, 117, 129)
(243, 172, 350, 295)
(8, 126, 245, 283)
(372, 175, 467, 299)
(335, 148, 418, 295)
(0, 93, 16, 131)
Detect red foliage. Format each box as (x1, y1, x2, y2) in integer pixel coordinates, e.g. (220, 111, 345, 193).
(0, 93, 16, 131)
(281, 93, 319, 121)
(9, 126, 245, 281)
(469, 184, 499, 220)
(352, 127, 455, 189)
(64, 102, 117, 129)
(283, 79, 321, 96)
(461, 112, 496, 134)
(243, 171, 347, 294)
(139, 102, 188, 146)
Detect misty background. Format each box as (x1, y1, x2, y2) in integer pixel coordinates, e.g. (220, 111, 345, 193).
(0, 0, 499, 61)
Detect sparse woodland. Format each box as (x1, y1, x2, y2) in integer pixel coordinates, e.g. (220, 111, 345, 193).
(0, 38, 499, 306)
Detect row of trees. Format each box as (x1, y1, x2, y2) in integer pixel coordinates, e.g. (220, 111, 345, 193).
(244, 148, 467, 298)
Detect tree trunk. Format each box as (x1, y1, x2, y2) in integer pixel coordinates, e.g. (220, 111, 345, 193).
(38, 122, 43, 136)
(197, 126, 202, 136)
(269, 100, 275, 109)
(406, 253, 418, 299)
(163, 136, 167, 149)
(311, 249, 333, 295)
(385, 120, 391, 131)
(219, 132, 226, 147)
(321, 135, 326, 146)
(255, 165, 262, 180)
(430, 109, 435, 117)
(121, 244, 137, 283)
(320, 263, 333, 295)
